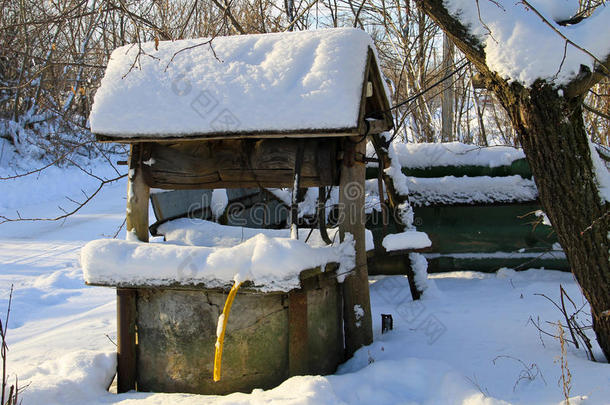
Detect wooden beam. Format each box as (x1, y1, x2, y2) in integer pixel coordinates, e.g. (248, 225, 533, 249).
(126, 144, 150, 241)
(95, 130, 359, 144)
(141, 138, 340, 190)
(339, 137, 373, 358)
(363, 49, 394, 131)
(369, 134, 423, 300)
(366, 119, 391, 135)
(290, 139, 305, 239)
(117, 144, 150, 393)
(116, 288, 137, 393)
(288, 289, 308, 376)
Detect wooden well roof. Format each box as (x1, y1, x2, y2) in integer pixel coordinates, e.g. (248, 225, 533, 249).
(90, 28, 392, 142)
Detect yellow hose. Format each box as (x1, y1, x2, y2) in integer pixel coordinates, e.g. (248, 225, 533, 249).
(213, 281, 243, 382)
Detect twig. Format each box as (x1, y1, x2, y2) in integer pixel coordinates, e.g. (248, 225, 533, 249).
(0, 140, 95, 180)
(520, 0, 610, 76)
(493, 355, 546, 392)
(210, 0, 245, 34)
(581, 210, 610, 235)
(560, 285, 579, 348)
(474, 0, 501, 43)
(1, 285, 13, 405)
(105, 334, 117, 347)
(583, 102, 610, 121)
(164, 38, 219, 71)
(532, 287, 597, 361)
(0, 173, 126, 224)
(177, 0, 199, 39)
(282, 0, 319, 32)
(465, 373, 491, 397)
(112, 218, 127, 239)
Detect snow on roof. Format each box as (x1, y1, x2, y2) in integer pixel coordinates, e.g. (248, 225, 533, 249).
(90, 28, 380, 139)
(396, 142, 524, 168)
(366, 142, 525, 168)
(444, 0, 610, 86)
(81, 232, 355, 291)
(404, 175, 538, 206)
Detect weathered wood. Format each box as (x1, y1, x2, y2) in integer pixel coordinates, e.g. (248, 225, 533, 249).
(339, 137, 373, 358)
(116, 288, 137, 393)
(288, 289, 308, 376)
(290, 140, 305, 239)
(366, 119, 391, 135)
(365, 158, 532, 180)
(317, 186, 332, 245)
(95, 129, 359, 144)
(117, 144, 150, 393)
(141, 138, 340, 190)
(126, 145, 150, 241)
(369, 134, 422, 300)
(367, 203, 562, 254)
(357, 50, 394, 135)
(134, 273, 342, 394)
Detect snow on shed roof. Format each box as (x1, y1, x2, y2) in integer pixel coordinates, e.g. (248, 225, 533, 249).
(90, 28, 387, 140)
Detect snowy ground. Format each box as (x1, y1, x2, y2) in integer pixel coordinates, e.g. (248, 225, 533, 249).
(0, 156, 608, 404)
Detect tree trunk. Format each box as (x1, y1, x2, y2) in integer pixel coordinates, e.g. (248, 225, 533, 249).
(496, 83, 610, 360)
(441, 33, 454, 142)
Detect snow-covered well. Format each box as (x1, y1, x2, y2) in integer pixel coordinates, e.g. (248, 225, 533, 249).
(81, 224, 352, 394)
(87, 26, 392, 395)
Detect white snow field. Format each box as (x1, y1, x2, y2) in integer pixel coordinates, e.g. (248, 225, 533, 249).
(1, 155, 609, 404)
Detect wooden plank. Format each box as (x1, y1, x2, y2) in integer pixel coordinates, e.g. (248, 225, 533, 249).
(117, 144, 150, 393)
(369, 133, 422, 300)
(142, 138, 340, 190)
(288, 289, 309, 376)
(366, 119, 391, 135)
(338, 137, 373, 358)
(364, 49, 394, 130)
(290, 139, 305, 239)
(145, 178, 327, 190)
(426, 256, 570, 274)
(116, 288, 138, 393)
(126, 144, 150, 240)
(95, 130, 359, 144)
(356, 51, 374, 136)
(410, 204, 560, 254)
(365, 158, 532, 180)
(89, 263, 339, 290)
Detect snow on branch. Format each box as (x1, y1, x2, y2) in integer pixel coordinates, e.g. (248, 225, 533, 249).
(442, 0, 610, 87)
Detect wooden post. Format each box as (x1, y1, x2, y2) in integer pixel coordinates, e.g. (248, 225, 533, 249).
(290, 139, 305, 239)
(116, 289, 137, 393)
(369, 134, 423, 300)
(117, 143, 149, 393)
(288, 289, 308, 376)
(339, 137, 373, 358)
